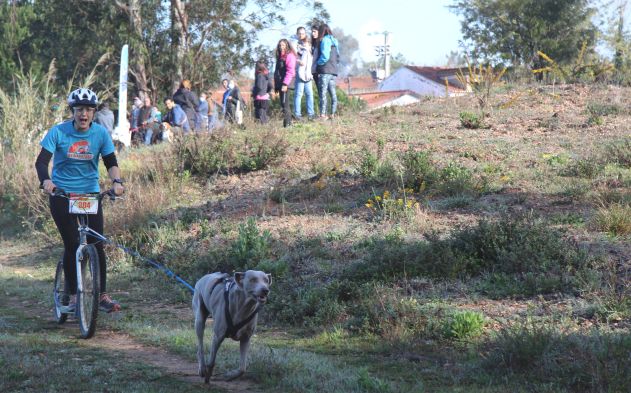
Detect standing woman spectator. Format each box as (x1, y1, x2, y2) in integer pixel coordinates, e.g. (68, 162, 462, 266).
(224, 80, 242, 123)
(316, 24, 339, 119)
(311, 26, 321, 116)
(173, 79, 198, 129)
(293, 27, 315, 121)
(196, 93, 209, 132)
(252, 61, 272, 123)
(274, 38, 296, 127)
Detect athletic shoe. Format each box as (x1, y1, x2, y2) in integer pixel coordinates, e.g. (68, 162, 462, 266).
(99, 293, 121, 313)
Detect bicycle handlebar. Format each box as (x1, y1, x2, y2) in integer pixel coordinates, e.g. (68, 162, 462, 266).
(39, 186, 122, 201)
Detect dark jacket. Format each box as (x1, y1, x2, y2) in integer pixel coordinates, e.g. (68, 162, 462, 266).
(173, 87, 198, 124)
(252, 72, 272, 99)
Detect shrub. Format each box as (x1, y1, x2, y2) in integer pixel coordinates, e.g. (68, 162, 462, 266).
(459, 111, 483, 129)
(176, 130, 287, 177)
(602, 137, 631, 168)
(349, 215, 592, 297)
(442, 310, 486, 342)
(586, 101, 622, 118)
(229, 217, 272, 270)
(400, 149, 437, 191)
(437, 162, 482, 196)
(561, 157, 602, 178)
(478, 324, 631, 392)
(365, 188, 420, 221)
(591, 203, 631, 236)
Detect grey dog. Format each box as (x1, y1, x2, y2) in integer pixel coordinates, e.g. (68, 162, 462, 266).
(192, 270, 271, 383)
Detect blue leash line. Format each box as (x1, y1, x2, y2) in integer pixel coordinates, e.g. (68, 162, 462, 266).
(104, 239, 195, 294)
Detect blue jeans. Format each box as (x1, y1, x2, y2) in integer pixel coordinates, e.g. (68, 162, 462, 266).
(318, 74, 337, 116)
(294, 78, 315, 118)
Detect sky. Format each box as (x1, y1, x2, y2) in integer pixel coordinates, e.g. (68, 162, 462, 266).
(258, 0, 463, 67)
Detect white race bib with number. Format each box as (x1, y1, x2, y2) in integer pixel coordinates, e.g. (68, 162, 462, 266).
(69, 196, 99, 215)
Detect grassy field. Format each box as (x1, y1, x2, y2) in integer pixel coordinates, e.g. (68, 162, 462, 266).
(1, 83, 630, 392)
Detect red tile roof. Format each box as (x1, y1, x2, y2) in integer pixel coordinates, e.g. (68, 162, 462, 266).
(337, 76, 379, 93)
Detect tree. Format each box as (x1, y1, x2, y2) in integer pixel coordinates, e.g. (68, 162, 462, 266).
(332, 28, 360, 76)
(450, 0, 598, 68)
(0, 1, 36, 88)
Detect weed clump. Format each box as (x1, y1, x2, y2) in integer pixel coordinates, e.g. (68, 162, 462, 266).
(176, 130, 287, 176)
(476, 323, 631, 392)
(459, 111, 484, 129)
(349, 215, 592, 297)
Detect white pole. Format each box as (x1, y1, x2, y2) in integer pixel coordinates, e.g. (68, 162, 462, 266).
(112, 44, 131, 148)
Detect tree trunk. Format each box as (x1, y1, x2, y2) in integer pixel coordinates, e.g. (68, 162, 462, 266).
(171, 0, 188, 93)
(115, 0, 151, 100)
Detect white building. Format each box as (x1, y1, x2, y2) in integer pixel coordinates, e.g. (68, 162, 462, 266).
(379, 66, 468, 97)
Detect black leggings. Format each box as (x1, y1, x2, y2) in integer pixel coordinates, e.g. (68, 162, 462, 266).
(254, 100, 269, 123)
(279, 90, 291, 127)
(49, 195, 108, 295)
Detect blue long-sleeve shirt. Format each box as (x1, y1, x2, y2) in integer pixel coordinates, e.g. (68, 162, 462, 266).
(317, 35, 340, 66)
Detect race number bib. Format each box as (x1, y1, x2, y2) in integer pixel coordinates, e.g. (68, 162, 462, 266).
(69, 195, 99, 215)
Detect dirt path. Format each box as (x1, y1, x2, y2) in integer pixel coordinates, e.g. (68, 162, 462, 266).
(1, 242, 263, 393)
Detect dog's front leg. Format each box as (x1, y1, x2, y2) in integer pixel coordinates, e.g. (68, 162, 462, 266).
(205, 332, 224, 383)
(194, 310, 207, 379)
(225, 336, 250, 381)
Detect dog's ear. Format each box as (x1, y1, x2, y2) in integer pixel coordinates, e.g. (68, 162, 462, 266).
(234, 272, 245, 288)
(266, 274, 272, 285)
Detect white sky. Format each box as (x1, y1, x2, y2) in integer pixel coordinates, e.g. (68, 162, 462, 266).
(257, 0, 463, 66)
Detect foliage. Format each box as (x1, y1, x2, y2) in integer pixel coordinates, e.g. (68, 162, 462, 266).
(349, 214, 593, 297)
(603, 137, 631, 167)
(0, 1, 328, 98)
(450, 0, 598, 69)
(534, 44, 614, 83)
(365, 188, 420, 221)
(229, 217, 273, 271)
(175, 129, 287, 176)
(459, 111, 484, 129)
(478, 323, 631, 392)
(591, 203, 631, 236)
(456, 58, 506, 118)
(442, 311, 486, 341)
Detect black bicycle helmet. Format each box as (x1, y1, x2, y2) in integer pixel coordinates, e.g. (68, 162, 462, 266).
(67, 88, 99, 108)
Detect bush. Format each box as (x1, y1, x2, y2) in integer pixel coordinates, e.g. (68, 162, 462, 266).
(591, 203, 631, 236)
(176, 129, 287, 177)
(348, 215, 593, 297)
(442, 311, 486, 342)
(400, 149, 437, 191)
(229, 217, 273, 270)
(459, 111, 484, 129)
(602, 137, 631, 168)
(478, 324, 631, 392)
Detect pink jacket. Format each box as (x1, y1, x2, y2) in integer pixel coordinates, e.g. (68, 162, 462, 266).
(282, 52, 296, 86)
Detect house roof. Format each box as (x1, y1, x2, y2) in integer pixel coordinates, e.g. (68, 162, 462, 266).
(352, 90, 420, 109)
(404, 66, 467, 91)
(337, 76, 379, 93)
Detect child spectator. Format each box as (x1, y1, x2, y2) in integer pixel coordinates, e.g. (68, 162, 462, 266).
(252, 61, 272, 123)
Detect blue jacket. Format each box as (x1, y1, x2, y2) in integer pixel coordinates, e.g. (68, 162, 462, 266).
(317, 35, 340, 75)
(165, 103, 190, 132)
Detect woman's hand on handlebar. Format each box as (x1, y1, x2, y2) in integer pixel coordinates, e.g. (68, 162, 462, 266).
(42, 179, 57, 194)
(113, 182, 124, 196)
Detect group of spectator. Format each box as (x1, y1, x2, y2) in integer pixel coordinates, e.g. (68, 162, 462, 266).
(266, 23, 339, 127)
(92, 23, 340, 144)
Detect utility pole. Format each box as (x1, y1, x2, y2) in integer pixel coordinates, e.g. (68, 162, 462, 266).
(370, 31, 392, 79)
